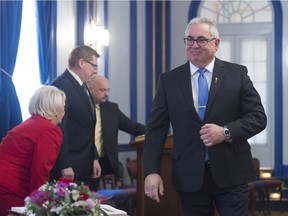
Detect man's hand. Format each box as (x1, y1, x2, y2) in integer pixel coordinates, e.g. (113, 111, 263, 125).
(200, 123, 226, 147)
(61, 167, 74, 180)
(144, 173, 164, 203)
(92, 159, 101, 178)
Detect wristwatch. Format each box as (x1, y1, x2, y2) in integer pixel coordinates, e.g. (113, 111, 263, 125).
(223, 126, 232, 142)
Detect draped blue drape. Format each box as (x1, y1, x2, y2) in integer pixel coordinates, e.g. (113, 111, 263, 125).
(36, 1, 57, 84)
(76, 1, 86, 46)
(0, 1, 23, 142)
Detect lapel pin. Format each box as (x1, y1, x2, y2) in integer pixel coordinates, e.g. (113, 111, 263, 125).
(215, 77, 218, 83)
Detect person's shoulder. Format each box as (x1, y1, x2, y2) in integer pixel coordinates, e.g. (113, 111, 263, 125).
(216, 58, 245, 69)
(162, 62, 189, 78)
(168, 62, 188, 73)
(37, 116, 62, 138)
(51, 71, 76, 92)
(51, 70, 70, 85)
(27, 115, 62, 135)
(101, 101, 118, 109)
(31, 115, 55, 126)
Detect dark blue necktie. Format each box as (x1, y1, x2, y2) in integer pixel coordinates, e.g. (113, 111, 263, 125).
(198, 68, 208, 120)
(83, 84, 96, 119)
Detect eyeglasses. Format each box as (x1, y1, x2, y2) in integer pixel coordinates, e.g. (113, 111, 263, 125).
(84, 59, 98, 70)
(183, 37, 216, 46)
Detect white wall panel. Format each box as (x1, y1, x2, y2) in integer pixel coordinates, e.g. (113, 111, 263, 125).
(170, 1, 190, 69)
(107, 1, 131, 143)
(57, 1, 76, 74)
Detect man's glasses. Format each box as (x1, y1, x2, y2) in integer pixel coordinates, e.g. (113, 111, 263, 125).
(183, 37, 216, 46)
(84, 59, 98, 70)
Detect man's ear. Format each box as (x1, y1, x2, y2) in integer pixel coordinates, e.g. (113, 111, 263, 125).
(214, 38, 220, 51)
(79, 58, 85, 69)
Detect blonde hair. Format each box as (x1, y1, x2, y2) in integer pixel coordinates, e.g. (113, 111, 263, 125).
(28, 86, 66, 120)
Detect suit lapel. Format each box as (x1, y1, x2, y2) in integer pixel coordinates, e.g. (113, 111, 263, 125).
(205, 58, 225, 118)
(65, 71, 95, 119)
(178, 63, 194, 106)
(99, 103, 106, 131)
(98, 102, 114, 139)
(177, 63, 200, 118)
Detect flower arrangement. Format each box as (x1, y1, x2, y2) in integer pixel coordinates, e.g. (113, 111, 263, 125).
(25, 178, 108, 216)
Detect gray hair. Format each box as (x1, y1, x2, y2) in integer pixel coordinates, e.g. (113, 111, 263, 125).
(86, 74, 107, 89)
(185, 17, 220, 39)
(28, 86, 66, 120)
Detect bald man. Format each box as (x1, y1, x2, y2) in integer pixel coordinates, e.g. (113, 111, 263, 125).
(87, 74, 146, 190)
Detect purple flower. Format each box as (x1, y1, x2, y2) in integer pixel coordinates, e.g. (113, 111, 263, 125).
(26, 180, 104, 215)
(29, 190, 49, 206)
(54, 187, 66, 197)
(57, 181, 69, 189)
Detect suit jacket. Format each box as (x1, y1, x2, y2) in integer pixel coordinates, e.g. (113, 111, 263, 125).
(50, 70, 98, 181)
(0, 115, 62, 198)
(99, 101, 145, 178)
(144, 58, 267, 192)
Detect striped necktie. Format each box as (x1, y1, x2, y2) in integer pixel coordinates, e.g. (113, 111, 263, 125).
(95, 104, 104, 157)
(83, 84, 95, 119)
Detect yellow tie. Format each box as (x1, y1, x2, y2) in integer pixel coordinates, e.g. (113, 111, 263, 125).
(95, 104, 104, 157)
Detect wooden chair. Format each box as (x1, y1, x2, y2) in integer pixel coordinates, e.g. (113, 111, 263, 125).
(126, 158, 137, 185)
(102, 174, 117, 189)
(248, 158, 267, 215)
(101, 161, 125, 189)
(252, 157, 260, 179)
(124, 157, 138, 216)
(262, 179, 283, 215)
(97, 160, 137, 216)
(248, 158, 284, 216)
(248, 180, 266, 216)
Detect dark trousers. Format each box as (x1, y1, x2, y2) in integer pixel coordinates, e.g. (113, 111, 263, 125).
(86, 155, 114, 191)
(178, 163, 249, 216)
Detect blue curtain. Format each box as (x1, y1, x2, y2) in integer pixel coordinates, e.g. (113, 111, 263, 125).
(0, 1, 23, 142)
(36, 1, 57, 84)
(76, 1, 86, 46)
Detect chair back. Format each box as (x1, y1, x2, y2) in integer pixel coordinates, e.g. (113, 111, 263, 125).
(252, 158, 260, 179)
(126, 158, 137, 185)
(102, 161, 125, 189)
(102, 174, 117, 189)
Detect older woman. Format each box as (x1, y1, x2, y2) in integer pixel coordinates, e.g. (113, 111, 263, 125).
(0, 86, 66, 215)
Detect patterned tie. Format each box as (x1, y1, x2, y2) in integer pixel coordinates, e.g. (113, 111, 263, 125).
(198, 68, 208, 120)
(83, 84, 95, 119)
(95, 104, 104, 157)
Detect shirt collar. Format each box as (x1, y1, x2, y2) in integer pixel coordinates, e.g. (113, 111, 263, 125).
(189, 57, 215, 76)
(67, 68, 83, 86)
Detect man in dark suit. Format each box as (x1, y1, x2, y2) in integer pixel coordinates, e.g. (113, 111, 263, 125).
(50, 45, 101, 186)
(86, 74, 146, 190)
(143, 17, 267, 216)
